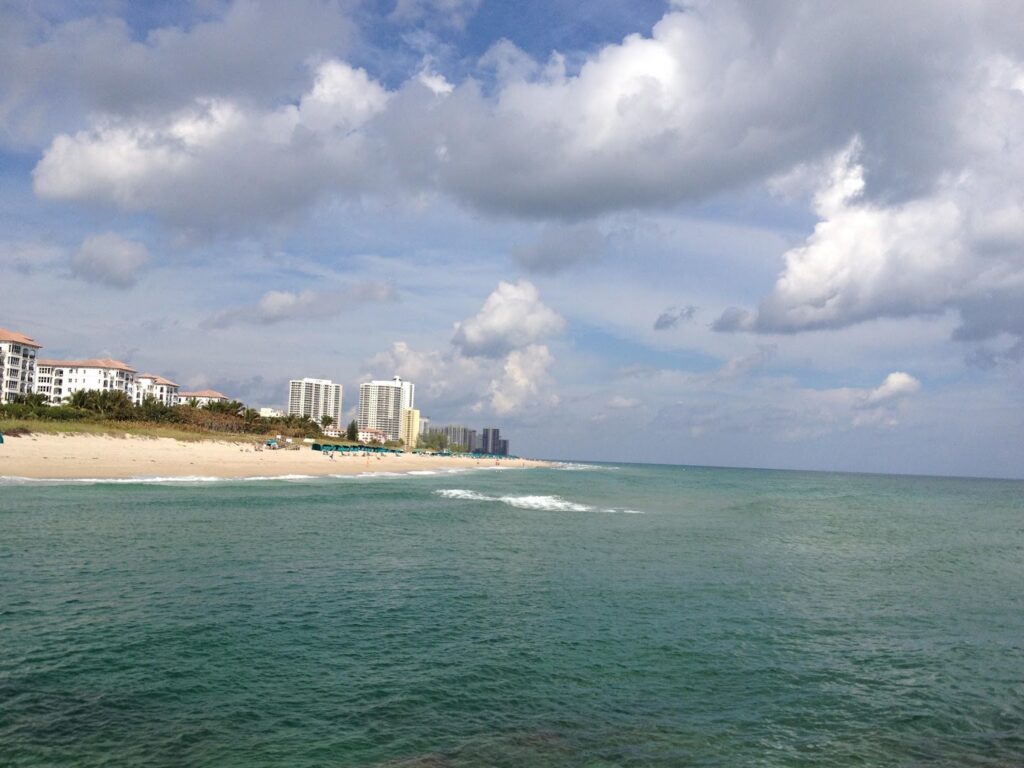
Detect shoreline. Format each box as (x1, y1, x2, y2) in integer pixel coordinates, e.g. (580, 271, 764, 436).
(0, 433, 549, 480)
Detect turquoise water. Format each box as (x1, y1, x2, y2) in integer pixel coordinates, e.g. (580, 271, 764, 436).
(1, 463, 1022, 766)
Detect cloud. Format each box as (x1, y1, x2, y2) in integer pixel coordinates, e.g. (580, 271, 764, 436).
(452, 279, 565, 357)
(650, 368, 923, 441)
(0, 0, 356, 148)
(203, 281, 396, 328)
(363, 338, 559, 420)
(363, 279, 567, 419)
(653, 304, 697, 330)
(865, 371, 921, 405)
(389, 0, 482, 29)
(512, 223, 605, 274)
(28, 1, 1011, 232)
(608, 395, 640, 409)
(715, 344, 776, 380)
(716, 128, 1024, 353)
(0, 241, 66, 275)
(386, 1, 990, 219)
(70, 233, 150, 288)
(33, 60, 389, 233)
(488, 344, 558, 415)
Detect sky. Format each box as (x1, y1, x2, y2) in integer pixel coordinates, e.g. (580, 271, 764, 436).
(2, 0, 1024, 478)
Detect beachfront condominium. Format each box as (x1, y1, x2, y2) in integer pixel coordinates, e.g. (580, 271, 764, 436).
(429, 424, 478, 452)
(399, 407, 420, 449)
(34, 358, 136, 405)
(0, 328, 41, 403)
(357, 375, 415, 442)
(288, 378, 343, 425)
(480, 427, 509, 456)
(177, 390, 229, 407)
(134, 374, 179, 407)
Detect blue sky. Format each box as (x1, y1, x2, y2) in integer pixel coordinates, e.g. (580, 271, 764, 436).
(2, 0, 1023, 478)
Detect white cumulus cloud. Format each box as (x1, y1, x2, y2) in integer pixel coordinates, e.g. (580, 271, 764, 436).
(488, 344, 558, 416)
(865, 371, 921, 405)
(33, 60, 389, 233)
(452, 280, 565, 357)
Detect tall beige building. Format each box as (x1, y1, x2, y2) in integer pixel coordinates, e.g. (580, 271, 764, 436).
(399, 407, 420, 449)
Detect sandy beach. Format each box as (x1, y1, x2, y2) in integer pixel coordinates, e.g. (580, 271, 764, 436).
(0, 433, 547, 480)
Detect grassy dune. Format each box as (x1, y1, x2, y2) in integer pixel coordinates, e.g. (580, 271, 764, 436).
(0, 418, 262, 443)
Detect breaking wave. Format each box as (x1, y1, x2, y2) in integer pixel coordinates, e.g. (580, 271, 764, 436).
(434, 489, 643, 513)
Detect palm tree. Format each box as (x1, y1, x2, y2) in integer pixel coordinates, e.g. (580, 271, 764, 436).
(320, 415, 334, 428)
(13, 393, 47, 409)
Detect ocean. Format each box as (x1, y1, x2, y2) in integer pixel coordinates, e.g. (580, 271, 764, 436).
(1, 463, 1022, 766)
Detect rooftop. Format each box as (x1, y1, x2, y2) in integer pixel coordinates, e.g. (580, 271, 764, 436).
(138, 373, 179, 387)
(0, 328, 41, 347)
(37, 358, 136, 372)
(179, 389, 228, 399)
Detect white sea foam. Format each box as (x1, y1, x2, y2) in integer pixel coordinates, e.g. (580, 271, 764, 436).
(0, 461, 537, 487)
(434, 489, 643, 513)
(551, 462, 619, 471)
(0, 475, 226, 485)
(435, 489, 493, 501)
(241, 474, 316, 481)
(499, 494, 593, 512)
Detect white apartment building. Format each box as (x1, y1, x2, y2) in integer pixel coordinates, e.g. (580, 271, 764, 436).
(357, 376, 415, 442)
(177, 390, 229, 407)
(287, 378, 343, 425)
(134, 374, 179, 407)
(322, 423, 344, 438)
(357, 427, 387, 444)
(259, 407, 284, 418)
(35, 358, 136, 405)
(0, 328, 41, 403)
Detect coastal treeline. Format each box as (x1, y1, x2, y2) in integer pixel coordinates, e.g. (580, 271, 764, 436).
(0, 392, 322, 437)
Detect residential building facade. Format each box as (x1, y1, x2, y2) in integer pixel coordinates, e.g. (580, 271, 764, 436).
(134, 374, 179, 407)
(399, 407, 420, 449)
(357, 376, 415, 442)
(177, 390, 229, 407)
(259, 407, 284, 418)
(35, 358, 136, 405)
(480, 427, 509, 456)
(429, 424, 478, 452)
(0, 328, 41, 403)
(357, 427, 387, 444)
(287, 378, 343, 426)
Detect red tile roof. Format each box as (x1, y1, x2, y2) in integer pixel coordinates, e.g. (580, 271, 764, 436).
(178, 390, 228, 399)
(37, 358, 136, 372)
(0, 328, 41, 347)
(137, 373, 179, 387)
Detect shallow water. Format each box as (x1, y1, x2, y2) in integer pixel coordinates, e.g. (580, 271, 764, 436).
(2, 464, 1022, 766)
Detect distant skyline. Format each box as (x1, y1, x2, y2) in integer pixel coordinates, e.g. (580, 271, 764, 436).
(2, 0, 1023, 478)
